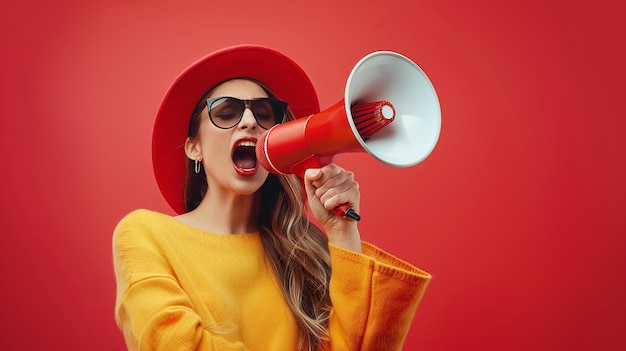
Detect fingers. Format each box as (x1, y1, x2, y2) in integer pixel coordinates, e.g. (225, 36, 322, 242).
(304, 164, 359, 212)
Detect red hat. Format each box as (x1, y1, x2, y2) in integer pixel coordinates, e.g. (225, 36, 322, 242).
(152, 45, 320, 214)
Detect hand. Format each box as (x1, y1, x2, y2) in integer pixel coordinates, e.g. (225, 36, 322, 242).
(303, 164, 362, 252)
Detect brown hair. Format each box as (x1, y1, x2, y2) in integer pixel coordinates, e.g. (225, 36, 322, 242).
(184, 79, 331, 350)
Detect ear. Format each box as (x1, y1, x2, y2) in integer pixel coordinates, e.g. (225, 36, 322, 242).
(184, 137, 202, 161)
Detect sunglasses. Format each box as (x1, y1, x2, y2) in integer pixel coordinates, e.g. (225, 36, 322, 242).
(206, 96, 288, 130)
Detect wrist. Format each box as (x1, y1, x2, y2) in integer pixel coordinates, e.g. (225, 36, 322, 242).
(326, 224, 362, 253)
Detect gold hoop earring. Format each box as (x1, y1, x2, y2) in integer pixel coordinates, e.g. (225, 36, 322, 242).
(194, 158, 202, 174)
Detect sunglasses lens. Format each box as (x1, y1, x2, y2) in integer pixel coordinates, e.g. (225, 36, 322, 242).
(250, 99, 282, 129)
(209, 98, 243, 128)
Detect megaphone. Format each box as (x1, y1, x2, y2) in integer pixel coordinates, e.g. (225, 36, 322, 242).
(256, 51, 441, 220)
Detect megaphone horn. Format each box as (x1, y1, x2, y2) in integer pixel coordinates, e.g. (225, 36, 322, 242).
(256, 51, 442, 220)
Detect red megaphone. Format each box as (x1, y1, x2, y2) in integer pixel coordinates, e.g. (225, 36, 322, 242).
(256, 51, 441, 221)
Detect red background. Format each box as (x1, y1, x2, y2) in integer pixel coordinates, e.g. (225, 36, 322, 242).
(1, 0, 624, 349)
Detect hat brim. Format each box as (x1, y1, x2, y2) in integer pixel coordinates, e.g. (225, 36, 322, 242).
(152, 45, 320, 214)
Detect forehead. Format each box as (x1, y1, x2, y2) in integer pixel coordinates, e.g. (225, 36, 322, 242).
(208, 79, 269, 99)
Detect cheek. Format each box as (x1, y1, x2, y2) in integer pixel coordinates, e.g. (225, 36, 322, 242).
(198, 129, 232, 164)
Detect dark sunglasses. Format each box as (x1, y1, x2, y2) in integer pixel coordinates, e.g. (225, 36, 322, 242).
(206, 96, 288, 130)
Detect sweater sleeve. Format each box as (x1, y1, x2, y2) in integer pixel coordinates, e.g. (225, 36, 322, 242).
(325, 242, 431, 351)
(112, 213, 249, 351)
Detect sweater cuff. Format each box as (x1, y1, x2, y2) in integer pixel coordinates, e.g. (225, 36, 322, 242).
(328, 241, 431, 285)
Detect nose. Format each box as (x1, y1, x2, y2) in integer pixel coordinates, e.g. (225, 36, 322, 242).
(238, 108, 258, 130)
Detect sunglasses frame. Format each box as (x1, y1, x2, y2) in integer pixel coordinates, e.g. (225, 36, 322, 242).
(205, 96, 288, 130)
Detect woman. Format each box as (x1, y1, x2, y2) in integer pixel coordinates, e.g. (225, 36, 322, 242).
(113, 45, 431, 351)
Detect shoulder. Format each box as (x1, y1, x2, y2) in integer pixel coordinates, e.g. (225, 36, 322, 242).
(112, 210, 180, 285)
(116, 208, 171, 227)
(113, 209, 174, 245)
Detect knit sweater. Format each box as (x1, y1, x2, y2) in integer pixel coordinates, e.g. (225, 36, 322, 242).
(113, 209, 431, 351)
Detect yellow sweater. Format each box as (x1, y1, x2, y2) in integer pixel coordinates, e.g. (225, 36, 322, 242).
(113, 209, 430, 351)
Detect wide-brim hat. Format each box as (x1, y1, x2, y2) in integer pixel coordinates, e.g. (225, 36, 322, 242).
(152, 45, 320, 214)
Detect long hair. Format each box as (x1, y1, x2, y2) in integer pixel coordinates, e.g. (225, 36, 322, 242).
(184, 79, 332, 350)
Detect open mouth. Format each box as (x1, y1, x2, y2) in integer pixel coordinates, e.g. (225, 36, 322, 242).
(232, 139, 258, 175)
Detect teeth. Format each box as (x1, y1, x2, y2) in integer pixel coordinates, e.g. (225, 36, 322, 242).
(237, 140, 256, 147)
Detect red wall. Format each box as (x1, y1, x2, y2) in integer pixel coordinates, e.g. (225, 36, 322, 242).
(1, 0, 624, 349)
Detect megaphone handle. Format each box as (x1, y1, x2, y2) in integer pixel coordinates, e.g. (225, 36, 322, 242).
(332, 203, 361, 221)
